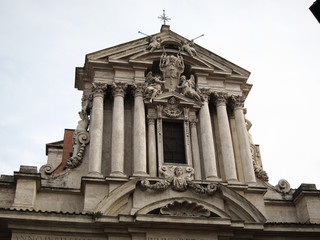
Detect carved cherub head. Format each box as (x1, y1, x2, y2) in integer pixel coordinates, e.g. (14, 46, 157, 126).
(174, 166, 183, 177)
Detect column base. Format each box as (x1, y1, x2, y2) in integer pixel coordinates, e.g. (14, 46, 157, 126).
(110, 171, 127, 178)
(87, 172, 104, 178)
(205, 176, 221, 182)
(227, 179, 239, 185)
(132, 172, 149, 177)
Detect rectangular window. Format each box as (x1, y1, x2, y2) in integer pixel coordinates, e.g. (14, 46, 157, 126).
(162, 121, 186, 164)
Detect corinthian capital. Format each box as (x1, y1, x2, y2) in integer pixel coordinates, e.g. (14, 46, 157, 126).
(132, 83, 146, 97)
(199, 88, 211, 102)
(213, 92, 228, 106)
(112, 82, 127, 97)
(230, 95, 245, 109)
(92, 82, 107, 98)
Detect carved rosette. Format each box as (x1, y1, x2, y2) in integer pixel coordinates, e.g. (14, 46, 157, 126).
(112, 82, 127, 97)
(213, 92, 228, 107)
(132, 83, 145, 97)
(160, 200, 210, 217)
(92, 82, 107, 98)
(230, 95, 245, 109)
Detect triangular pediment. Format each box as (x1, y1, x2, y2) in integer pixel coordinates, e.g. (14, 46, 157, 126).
(85, 26, 250, 78)
(152, 91, 202, 108)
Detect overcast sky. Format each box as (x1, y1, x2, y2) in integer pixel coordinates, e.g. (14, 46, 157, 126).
(0, 0, 319, 189)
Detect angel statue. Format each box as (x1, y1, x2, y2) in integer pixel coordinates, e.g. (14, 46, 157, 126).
(145, 71, 165, 102)
(177, 74, 201, 101)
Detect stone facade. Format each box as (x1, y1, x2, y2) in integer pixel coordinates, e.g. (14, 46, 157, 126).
(1, 25, 320, 239)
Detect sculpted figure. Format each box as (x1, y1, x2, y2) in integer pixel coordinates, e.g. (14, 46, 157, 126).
(159, 51, 185, 91)
(172, 166, 188, 191)
(181, 40, 197, 57)
(148, 36, 161, 52)
(145, 71, 165, 102)
(177, 74, 201, 101)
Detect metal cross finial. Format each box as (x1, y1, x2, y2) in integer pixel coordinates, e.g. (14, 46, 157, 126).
(158, 10, 171, 25)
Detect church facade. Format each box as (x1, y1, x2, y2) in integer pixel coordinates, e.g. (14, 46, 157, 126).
(1, 25, 320, 239)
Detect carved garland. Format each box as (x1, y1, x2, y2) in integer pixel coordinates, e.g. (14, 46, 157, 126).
(141, 166, 218, 195)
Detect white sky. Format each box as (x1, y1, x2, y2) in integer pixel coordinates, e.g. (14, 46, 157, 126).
(0, 0, 319, 189)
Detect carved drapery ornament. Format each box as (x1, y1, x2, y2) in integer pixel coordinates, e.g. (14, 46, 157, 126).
(160, 200, 210, 217)
(141, 166, 218, 195)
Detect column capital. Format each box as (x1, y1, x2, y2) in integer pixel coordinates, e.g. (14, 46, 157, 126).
(230, 95, 245, 109)
(213, 92, 228, 106)
(92, 82, 107, 98)
(132, 83, 146, 97)
(189, 119, 198, 128)
(112, 82, 127, 97)
(147, 114, 157, 124)
(199, 88, 211, 102)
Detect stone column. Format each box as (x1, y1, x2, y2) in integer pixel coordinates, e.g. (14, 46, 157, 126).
(214, 92, 238, 182)
(231, 95, 256, 185)
(190, 119, 202, 180)
(199, 90, 219, 180)
(147, 115, 157, 177)
(88, 82, 107, 177)
(110, 82, 127, 177)
(132, 83, 148, 176)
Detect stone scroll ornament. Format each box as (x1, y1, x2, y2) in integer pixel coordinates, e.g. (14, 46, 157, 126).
(64, 93, 92, 170)
(140, 166, 218, 195)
